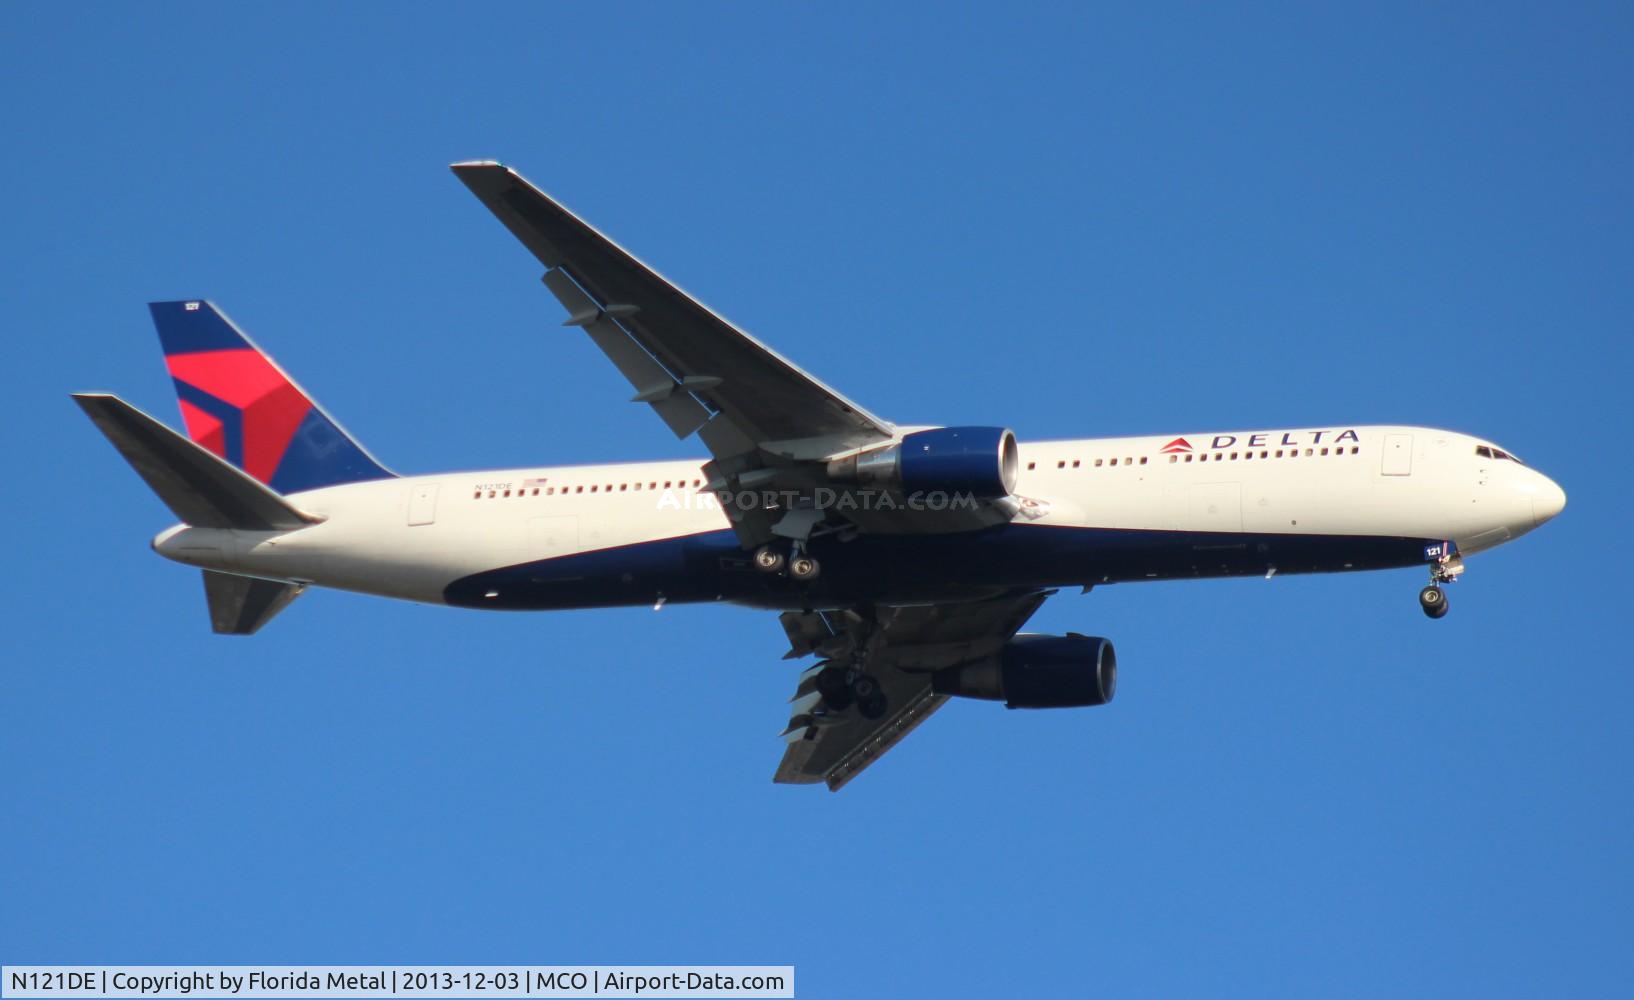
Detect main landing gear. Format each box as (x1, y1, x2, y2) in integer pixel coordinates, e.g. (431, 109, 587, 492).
(753, 545, 786, 573)
(816, 663, 887, 720)
(754, 542, 821, 581)
(1419, 549, 1464, 620)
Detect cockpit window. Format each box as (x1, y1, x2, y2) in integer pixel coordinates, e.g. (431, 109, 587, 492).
(1475, 445, 1523, 464)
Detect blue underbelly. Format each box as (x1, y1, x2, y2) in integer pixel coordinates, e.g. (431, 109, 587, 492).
(443, 524, 1436, 611)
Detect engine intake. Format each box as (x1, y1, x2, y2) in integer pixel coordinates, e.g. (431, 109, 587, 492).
(828, 426, 1019, 501)
(932, 634, 1117, 709)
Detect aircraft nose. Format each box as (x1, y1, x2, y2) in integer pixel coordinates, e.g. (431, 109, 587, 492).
(1532, 476, 1566, 527)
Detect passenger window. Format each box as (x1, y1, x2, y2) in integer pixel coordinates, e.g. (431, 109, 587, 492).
(1304, 448, 1313, 456)
(1139, 457, 1148, 465)
(1057, 460, 1066, 469)
(1095, 459, 1103, 467)
(1185, 454, 1193, 463)
(1026, 462, 1035, 471)
(1169, 455, 1177, 464)
(1072, 460, 1081, 469)
(1351, 446, 1359, 455)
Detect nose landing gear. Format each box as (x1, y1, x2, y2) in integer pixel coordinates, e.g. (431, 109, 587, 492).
(1420, 547, 1464, 619)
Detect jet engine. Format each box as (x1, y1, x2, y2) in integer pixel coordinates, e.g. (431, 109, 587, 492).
(827, 426, 1019, 500)
(932, 634, 1117, 709)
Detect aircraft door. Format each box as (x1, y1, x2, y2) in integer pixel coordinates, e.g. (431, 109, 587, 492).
(1381, 434, 1413, 476)
(408, 483, 439, 525)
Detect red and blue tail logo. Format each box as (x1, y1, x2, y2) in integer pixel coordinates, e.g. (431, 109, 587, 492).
(150, 301, 394, 494)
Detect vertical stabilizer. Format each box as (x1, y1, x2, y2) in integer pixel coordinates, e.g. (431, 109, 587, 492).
(149, 300, 394, 493)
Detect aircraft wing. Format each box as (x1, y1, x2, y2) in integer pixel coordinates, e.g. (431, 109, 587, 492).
(454, 161, 1014, 549)
(452, 161, 894, 451)
(774, 591, 1051, 790)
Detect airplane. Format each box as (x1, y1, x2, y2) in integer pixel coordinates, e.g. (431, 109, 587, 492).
(73, 161, 1567, 790)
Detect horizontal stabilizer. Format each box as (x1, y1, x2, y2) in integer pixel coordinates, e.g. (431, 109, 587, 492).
(203, 570, 304, 635)
(71, 393, 320, 531)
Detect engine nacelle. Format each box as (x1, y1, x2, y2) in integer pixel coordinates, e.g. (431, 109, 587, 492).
(932, 634, 1117, 709)
(828, 426, 1019, 501)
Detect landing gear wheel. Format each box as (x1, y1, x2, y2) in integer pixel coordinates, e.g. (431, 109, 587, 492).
(815, 665, 853, 711)
(789, 554, 821, 581)
(1419, 585, 1449, 619)
(753, 545, 786, 573)
(850, 674, 887, 719)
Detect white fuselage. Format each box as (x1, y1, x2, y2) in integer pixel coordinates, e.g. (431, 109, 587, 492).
(151, 425, 1566, 612)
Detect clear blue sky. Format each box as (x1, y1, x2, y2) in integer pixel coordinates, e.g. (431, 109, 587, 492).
(4, 3, 1631, 996)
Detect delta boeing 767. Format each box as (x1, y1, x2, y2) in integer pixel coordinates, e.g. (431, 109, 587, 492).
(74, 162, 1566, 789)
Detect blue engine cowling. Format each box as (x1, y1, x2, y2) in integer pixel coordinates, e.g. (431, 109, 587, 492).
(931, 634, 1117, 709)
(899, 426, 1019, 499)
(833, 426, 1019, 500)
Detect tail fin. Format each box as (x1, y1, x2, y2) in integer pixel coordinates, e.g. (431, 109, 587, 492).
(149, 300, 394, 494)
